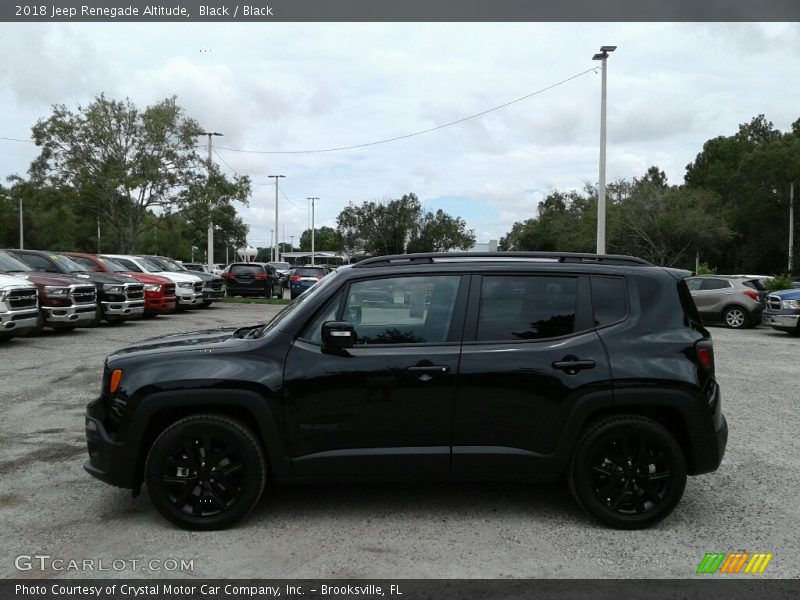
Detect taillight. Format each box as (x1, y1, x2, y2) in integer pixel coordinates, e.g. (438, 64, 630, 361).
(221, 272, 233, 279)
(695, 341, 714, 372)
(290, 275, 301, 282)
(254, 273, 266, 280)
(743, 289, 759, 302)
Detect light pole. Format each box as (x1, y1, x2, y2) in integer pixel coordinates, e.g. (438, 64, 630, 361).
(268, 175, 285, 262)
(592, 45, 616, 255)
(195, 131, 223, 270)
(790, 182, 795, 273)
(290, 235, 295, 252)
(18, 196, 23, 249)
(191, 245, 199, 262)
(307, 197, 318, 266)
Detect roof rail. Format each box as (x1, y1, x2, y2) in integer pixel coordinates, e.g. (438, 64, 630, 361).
(352, 252, 652, 268)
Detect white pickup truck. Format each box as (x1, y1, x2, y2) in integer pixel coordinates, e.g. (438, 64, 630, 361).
(0, 273, 39, 340)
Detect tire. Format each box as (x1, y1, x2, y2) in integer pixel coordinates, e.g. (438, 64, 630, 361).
(568, 415, 687, 530)
(723, 306, 750, 329)
(201, 301, 212, 308)
(144, 414, 266, 531)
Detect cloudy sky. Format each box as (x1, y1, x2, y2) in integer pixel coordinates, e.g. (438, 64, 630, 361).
(1, 22, 799, 248)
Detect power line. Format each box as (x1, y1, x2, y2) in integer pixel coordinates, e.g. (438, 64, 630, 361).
(213, 147, 304, 209)
(212, 67, 598, 155)
(0, 136, 35, 143)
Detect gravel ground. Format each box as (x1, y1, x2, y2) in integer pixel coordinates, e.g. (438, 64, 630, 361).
(0, 305, 798, 580)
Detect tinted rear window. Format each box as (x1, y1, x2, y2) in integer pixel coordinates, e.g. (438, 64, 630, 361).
(591, 277, 627, 326)
(743, 279, 766, 291)
(296, 268, 326, 277)
(231, 264, 265, 275)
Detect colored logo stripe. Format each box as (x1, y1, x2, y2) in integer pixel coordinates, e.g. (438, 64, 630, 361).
(697, 552, 773, 574)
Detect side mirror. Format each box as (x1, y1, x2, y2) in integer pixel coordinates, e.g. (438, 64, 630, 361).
(322, 321, 357, 350)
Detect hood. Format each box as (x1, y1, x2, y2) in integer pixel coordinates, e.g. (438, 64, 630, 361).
(125, 272, 172, 285)
(0, 273, 36, 289)
(154, 271, 202, 284)
(768, 288, 800, 300)
(8, 272, 87, 287)
(108, 327, 250, 360)
(68, 272, 139, 285)
(180, 270, 218, 282)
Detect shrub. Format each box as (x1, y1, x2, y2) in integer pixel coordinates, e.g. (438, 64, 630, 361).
(765, 274, 794, 292)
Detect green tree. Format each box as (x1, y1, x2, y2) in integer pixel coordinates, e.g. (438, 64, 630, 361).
(28, 94, 250, 253)
(406, 209, 475, 253)
(299, 226, 344, 252)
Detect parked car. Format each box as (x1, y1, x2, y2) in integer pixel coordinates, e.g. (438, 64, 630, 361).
(182, 263, 211, 274)
(0, 250, 96, 332)
(65, 253, 177, 317)
(267, 261, 291, 288)
(85, 251, 726, 531)
(101, 255, 204, 310)
(289, 266, 328, 299)
(142, 256, 224, 308)
(763, 288, 800, 335)
(685, 275, 764, 329)
(221, 262, 282, 298)
(7, 249, 145, 325)
(0, 272, 40, 340)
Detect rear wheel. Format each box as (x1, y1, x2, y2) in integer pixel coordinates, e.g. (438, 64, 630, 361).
(568, 415, 687, 529)
(145, 414, 266, 530)
(723, 306, 749, 329)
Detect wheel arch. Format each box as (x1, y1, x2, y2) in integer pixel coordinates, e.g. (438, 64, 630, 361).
(128, 389, 291, 490)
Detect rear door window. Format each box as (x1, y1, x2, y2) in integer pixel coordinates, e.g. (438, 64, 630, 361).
(590, 277, 627, 326)
(477, 275, 584, 341)
(700, 278, 731, 291)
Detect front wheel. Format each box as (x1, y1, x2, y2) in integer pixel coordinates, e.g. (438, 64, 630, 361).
(723, 306, 750, 329)
(568, 415, 687, 529)
(145, 414, 267, 530)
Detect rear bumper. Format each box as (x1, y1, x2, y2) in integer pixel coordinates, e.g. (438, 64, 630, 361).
(42, 303, 96, 325)
(689, 413, 728, 475)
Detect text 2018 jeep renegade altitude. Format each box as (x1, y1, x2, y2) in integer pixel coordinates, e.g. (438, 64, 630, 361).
(84, 252, 727, 530)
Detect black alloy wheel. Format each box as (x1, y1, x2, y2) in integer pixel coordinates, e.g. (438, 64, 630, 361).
(568, 416, 687, 529)
(145, 414, 266, 530)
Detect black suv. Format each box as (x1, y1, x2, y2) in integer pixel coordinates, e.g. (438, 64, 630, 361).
(84, 252, 727, 530)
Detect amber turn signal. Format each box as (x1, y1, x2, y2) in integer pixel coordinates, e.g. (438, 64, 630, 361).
(109, 369, 123, 393)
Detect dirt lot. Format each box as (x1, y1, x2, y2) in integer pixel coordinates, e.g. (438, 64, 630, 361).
(1, 304, 798, 579)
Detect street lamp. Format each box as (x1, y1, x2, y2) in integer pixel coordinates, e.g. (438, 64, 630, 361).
(307, 197, 319, 266)
(194, 131, 223, 269)
(268, 175, 285, 262)
(593, 45, 616, 255)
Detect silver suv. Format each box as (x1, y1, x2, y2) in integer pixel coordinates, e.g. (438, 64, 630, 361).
(686, 275, 764, 329)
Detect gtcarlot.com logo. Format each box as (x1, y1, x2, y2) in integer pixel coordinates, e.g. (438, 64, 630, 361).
(696, 552, 773, 574)
(14, 554, 194, 572)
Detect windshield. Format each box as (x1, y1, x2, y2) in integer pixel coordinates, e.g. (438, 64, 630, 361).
(50, 253, 88, 273)
(163, 257, 188, 271)
(143, 256, 179, 272)
(0, 251, 32, 273)
(136, 257, 163, 273)
(257, 268, 342, 338)
(96, 256, 130, 273)
(269, 262, 290, 270)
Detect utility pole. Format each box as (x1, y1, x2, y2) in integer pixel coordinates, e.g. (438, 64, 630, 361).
(290, 235, 295, 252)
(307, 197, 318, 266)
(592, 45, 616, 255)
(195, 131, 223, 270)
(269, 229, 274, 257)
(268, 175, 285, 262)
(19, 197, 23, 249)
(790, 182, 795, 273)
(97, 216, 101, 253)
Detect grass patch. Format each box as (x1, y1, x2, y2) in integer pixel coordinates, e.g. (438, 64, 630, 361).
(223, 296, 291, 305)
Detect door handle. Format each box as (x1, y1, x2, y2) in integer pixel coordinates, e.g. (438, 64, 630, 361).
(406, 365, 449, 382)
(552, 358, 596, 374)
(406, 365, 450, 374)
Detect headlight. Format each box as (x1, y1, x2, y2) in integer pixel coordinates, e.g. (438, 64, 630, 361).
(44, 286, 70, 297)
(102, 284, 125, 293)
(144, 284, 161, 292)
(178, 282, 193, 289)
(782, 299, 800, 309)
(0, 290, 7, 301)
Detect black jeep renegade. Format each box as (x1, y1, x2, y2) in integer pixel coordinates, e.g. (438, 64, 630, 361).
(84, 252, 727, 530)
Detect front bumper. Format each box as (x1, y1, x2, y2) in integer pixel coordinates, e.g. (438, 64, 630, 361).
(176, 291, 204, 306)
(41, 303, 96, 325)
(763, 310, 800, 331)
(84, 412, 132, 489)
(0, 307, 39, 334)
(202, 289, 225, 302)
(144, 295, 176, 313)
(101, 299, 145, 318)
